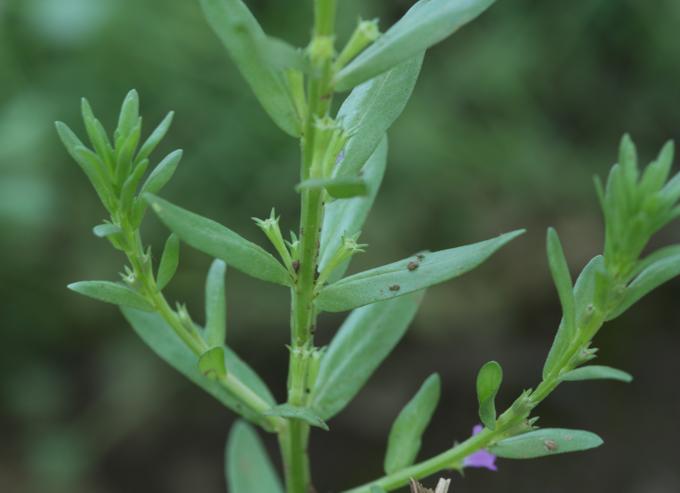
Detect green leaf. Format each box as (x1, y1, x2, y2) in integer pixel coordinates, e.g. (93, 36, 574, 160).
(370, 487, 386, 493)
(145, 194, 291, 286)
(205, 259, 227, 347)
(115, 118, 142, 185)
(546, 228, 576, 335)
(630, 244, 680, 279)
(200, 0, 300, 137)
(133, 150, 183, 225)
(198, 346, 227, 380)
(640, 140, 674, 196)
(156, 234, 180, 290)
(116, 90, 140, 142)
(92, 223, 122, 238)
(319, 137, 387, 282)
(476, 361, 502, 430)
(121, 308, 276, 427)
(68, 281, 152, 311)
(490, 428, 603, 459)
(384, 373, 441, 474)
(226, 421, 284, 493)
(296, 176, 368, 199)
(55, 123, 114, 209)
(140, 150, 182, 197)
(136, 111, 174, 162)
(80, 98, 114, 167)
(263, 404, 329, 431)
(607, 251, 680, 320)
(316, 230, 524, 312)
(335, 55, 422, 178)
(543, 256, 605, 379)
(334, 0, 495, 90)
(310, 292, 425, 420)
(560, 365, 633, 383)
(619, 134, 639, 194)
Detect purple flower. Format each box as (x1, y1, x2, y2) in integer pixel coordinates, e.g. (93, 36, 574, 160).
(462, 425, 498, 471)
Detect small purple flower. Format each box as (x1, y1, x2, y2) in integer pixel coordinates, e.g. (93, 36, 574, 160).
(462, 425, 498, 471)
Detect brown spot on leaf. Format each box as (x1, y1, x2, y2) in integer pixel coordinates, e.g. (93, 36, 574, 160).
(407, 261, 419, 271)
(389, 284, 401, 292)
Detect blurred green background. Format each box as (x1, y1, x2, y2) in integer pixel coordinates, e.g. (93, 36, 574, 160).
(2, 0, 680, 492)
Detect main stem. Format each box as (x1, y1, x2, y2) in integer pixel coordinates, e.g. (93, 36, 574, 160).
(280, 1, 337, 492)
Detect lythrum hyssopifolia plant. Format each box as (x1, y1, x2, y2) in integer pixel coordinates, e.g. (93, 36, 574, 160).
(57, 1, 680, 491)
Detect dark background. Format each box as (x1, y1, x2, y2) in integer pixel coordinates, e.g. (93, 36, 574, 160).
(1, 0, 680, 492)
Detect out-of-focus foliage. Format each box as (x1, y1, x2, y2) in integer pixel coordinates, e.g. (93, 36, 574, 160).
(1, 0, 680, 492)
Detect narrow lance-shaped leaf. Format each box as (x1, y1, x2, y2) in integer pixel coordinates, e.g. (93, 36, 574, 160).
(205, 259, 227, 347)
(226, 421, 284, 493)
(55, 123, 115, 209)
(335, 55, 423, 178)
(490, 428, 603, 459)
(68, 281, 153, 311)
(546, 228, 576, 336)
(316, 230, 524, 313)
(543, 256, 605, 379)
(319, 137, 388, 282)
(263, 404, 329, 431)
(121, 308, 276, 428)
(310, 291, 425, 420)
(132, 150, 183, 225)
(384, 373, 441, 474)
(335, 0, 496, 90)
(116, 89, 140, 144)
(136, 111, 174, 162)
(476, 361, 502, 430)
(80, 98, 113, 166)
(200, 0, 300, 137)
(145, 194, 291, 286)
(560, 365, 633, 383)
(607, 251, 680, 320)
(156, 234, 180, 290)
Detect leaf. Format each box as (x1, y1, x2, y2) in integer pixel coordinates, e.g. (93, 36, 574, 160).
(607, 251, 680, 320)
(490, 428, 603, 459)
(116, 89, 140, 141)
(68, 281, 152, 311)
(476, 361, 502, 430)
(384, 373, 441, 474)
(316, 230, 524, 312)
(334, 0, 496, 90)
(370, 487, 387, 493)
(133, 150, 183, 225)
(543, 256, 605, 379)
(319, 137, 388, 282)
(199, 346, 227, 380)
(546, 228, 575, 335)
(92, 223, 122, 238)
(55, 123, 114, 209)
(263, 404, 329, 431)
(145, 194, 291, 286)
(200, 0, 300, 137)
(140, 150, 182, 197)
(156, 234, 180, 290)
(205, 259, 227, 347)
(310, 292, 425, 420)
(296, 176, 368, 198)
(136, 111, 174, 162)
(81, 98, 114, 166)
(560, 365, 633, 383)
(226, 421, 284, 493)
(335, 55, 423, 178)
(121, 308, 276, 428)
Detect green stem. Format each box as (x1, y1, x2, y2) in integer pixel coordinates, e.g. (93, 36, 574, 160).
(280, 1, 337, 491)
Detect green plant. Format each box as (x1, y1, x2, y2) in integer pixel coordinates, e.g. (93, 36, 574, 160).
(56, 0, 680, 491)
